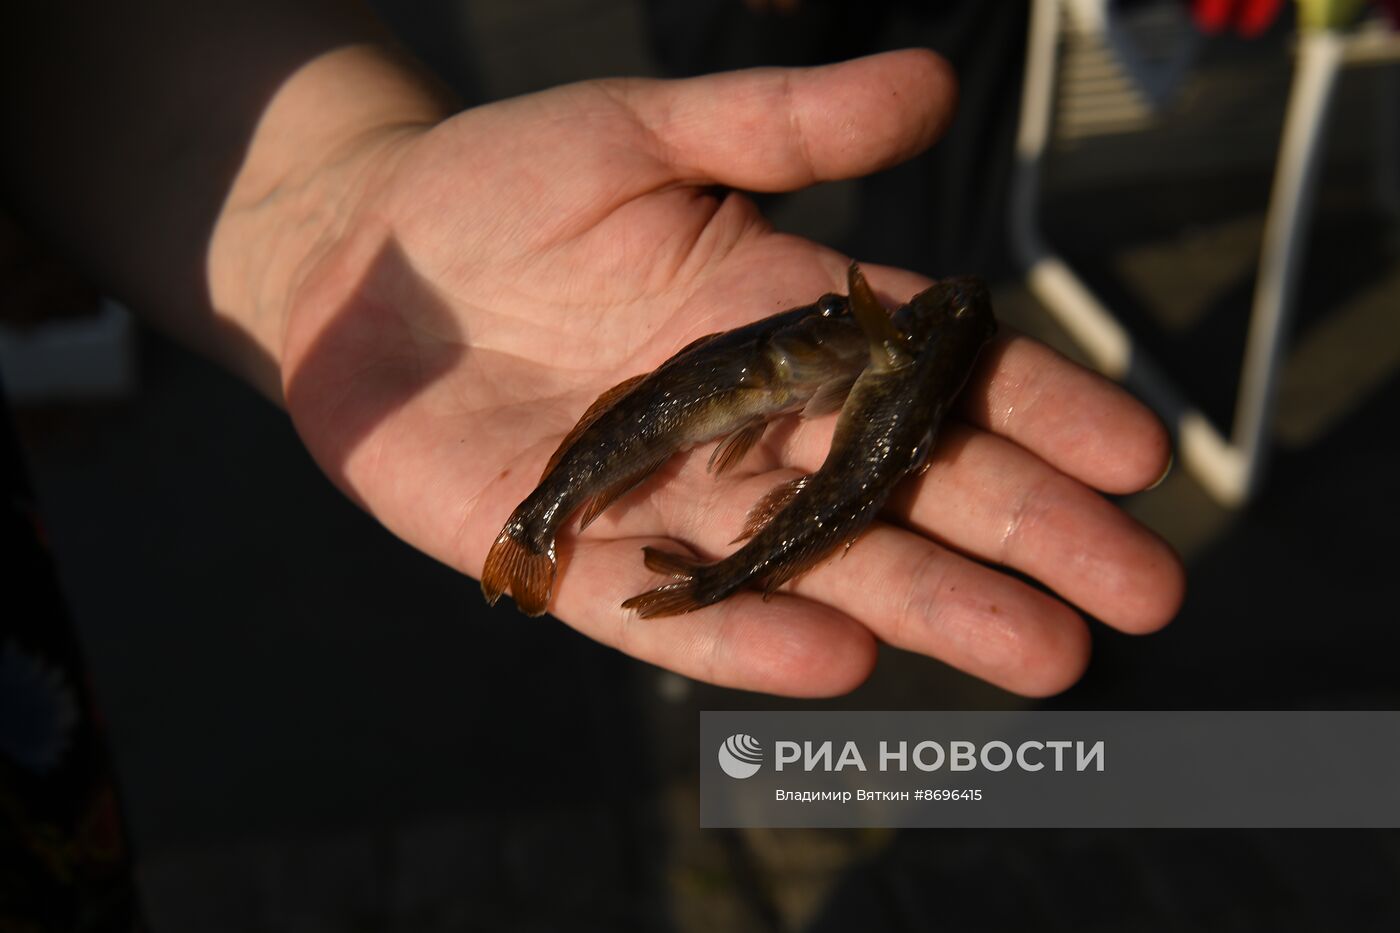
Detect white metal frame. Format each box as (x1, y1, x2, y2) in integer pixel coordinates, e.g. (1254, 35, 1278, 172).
(1010, 0, 1400, 505)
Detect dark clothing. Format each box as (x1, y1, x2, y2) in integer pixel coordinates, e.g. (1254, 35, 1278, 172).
(1, 389, 143, 931)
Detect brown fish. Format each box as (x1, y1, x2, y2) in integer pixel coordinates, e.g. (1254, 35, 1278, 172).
(481, 272, 878, 617)
(622, 267, 997, 617)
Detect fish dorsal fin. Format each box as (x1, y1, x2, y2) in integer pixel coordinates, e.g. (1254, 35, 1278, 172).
(671, 330, 722, 359)
(848, 262, 910, 372)
(707, 419, 766, 475)
(800, 376, 857, 419)
(732, 475, 809, 543)
(541, 373, 648, 481)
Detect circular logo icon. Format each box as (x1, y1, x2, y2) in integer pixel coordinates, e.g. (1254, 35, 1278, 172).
(718, 733, 763, 779)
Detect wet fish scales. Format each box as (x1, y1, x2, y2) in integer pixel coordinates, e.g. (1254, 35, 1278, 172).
(623, 267, 998, 617)
(481, 289, 868, 617)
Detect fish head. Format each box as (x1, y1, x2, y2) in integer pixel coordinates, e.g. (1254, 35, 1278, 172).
(864, 276, 998, 473)
(898, 276, 998, 347)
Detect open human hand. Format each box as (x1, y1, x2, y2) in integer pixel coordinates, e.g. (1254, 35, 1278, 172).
(276, 50, 1184, 698)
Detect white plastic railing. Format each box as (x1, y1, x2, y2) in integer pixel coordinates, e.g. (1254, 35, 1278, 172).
(1010, 0, 1400, 506)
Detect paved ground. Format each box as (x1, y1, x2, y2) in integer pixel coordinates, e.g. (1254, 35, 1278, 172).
(8, 1, 1400, 930)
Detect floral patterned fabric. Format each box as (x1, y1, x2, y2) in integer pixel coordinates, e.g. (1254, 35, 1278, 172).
(0, 394, 143, 931)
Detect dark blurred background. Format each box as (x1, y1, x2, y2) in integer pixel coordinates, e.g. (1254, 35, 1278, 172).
(4, 0, 1399, 929)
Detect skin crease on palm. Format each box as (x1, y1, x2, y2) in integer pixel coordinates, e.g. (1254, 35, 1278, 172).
(274, 49, 1185, 699)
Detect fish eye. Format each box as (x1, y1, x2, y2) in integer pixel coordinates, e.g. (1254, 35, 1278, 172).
(949, 281, 985, 319)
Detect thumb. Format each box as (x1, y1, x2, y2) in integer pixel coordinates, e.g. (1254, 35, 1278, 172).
(623, 49, 957, 193)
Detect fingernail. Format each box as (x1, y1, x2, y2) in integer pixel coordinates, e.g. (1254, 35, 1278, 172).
(1146, 450, 1174, 491)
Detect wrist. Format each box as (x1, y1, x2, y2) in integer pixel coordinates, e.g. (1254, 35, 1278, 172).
(207, 42, 449, 401)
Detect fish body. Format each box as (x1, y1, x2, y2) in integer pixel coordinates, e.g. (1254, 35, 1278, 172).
(622, 270, 997, 618)
(482, 289, 871, 616)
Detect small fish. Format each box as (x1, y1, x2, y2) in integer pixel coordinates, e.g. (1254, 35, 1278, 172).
(481, 271, 878, 616)
(622, 266, 997, 618)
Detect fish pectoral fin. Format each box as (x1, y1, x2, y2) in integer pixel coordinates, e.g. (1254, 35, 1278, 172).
(707, 419, 766, 475)
(732, 475, 809, 543)
(576, 457, 665, 531)
(800, 377, 857, 419)
(541, 372, 649, 481)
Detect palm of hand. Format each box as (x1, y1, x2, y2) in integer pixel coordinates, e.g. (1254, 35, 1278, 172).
(278, 54, 1184, 697)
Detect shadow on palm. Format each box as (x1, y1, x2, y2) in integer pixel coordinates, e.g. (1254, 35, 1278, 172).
(273, 60, 1181, 698)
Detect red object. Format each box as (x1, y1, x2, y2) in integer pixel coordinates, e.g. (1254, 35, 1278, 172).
(1192, 0, 1286, 36)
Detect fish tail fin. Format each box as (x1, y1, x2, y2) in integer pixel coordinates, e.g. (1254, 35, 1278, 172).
(847, 261, 910, 372)
(622, 547, 710, 618)
(622, 582, 708, 618)
(481, 530, 556, 617)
